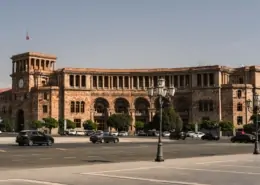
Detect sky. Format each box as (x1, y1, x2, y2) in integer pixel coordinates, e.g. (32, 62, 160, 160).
(1, 0, 260, 87)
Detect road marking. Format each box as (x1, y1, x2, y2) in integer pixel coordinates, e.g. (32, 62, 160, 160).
(196, 160, 239, 165)
(0, 179, 68, 185)
(11, 159, 24, 162)
(0, 149, 6, 153)
(32, 153, 41, 156)
(87, 155, 101, 158)
(55, 148, 67, 151)
(165, 167, 260, 175)
(40, 157, 52, 160)
(83, 173, 211, 185)
(196, 159, 255, 165)
(216, 164, 260, 169)
(63, 156, 76, 159)
(81, 166, 165, 175)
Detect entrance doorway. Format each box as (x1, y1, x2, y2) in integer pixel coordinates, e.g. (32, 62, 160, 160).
(16, 109, 25, 132)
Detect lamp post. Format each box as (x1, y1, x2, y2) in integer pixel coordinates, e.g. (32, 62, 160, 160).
(246, 94, 260, 155)
(148, 78, 176, 162)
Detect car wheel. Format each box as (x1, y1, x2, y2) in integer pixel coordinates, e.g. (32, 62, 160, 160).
(92, 141, 96, 144)
(231, 140, 235, 143)
(105, 141, 109, 143)
(47, 140, 52, 146)
(114, 138, 119, 143)
(28, 140, 33, 146)
(18, 143, 23, 146)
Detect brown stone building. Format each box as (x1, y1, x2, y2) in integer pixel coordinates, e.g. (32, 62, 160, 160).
(0, 52, 258, 133)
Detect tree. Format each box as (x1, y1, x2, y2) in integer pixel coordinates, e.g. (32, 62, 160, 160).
(107, 114, 132, 131)
(42, 117, 58, 134)
(200, 120, 219, 130)
(30, 120, 43, 129)
(135, 121, 144, 131)
(83, 120, 97, 130)
(219, 121, 233, 131)
(243, 123, 255, 133)
(66, 119, 76, 129)
(151, 106, 183, 131)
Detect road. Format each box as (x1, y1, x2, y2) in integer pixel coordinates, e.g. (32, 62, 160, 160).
(0, 140, 254, 170)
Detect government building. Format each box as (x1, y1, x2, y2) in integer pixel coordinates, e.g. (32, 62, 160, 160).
(0, 52, 258, 134)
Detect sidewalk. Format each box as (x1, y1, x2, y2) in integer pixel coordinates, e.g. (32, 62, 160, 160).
(0, 137, 172, 145)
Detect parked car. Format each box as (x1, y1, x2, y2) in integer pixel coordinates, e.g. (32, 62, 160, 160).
(16, 130, 54, 146)
(137, 131, 148, 136)
(231, 134, 255, 143)
(90, 132, 119, 143)
(186, 131, 195, 137)
(201, 133, 220, 140)
(169, 131, 186, 140)
(67, 129, 77, 135)
(163, 131, 170, 137)
(111, 131, 119, 136)
(118, 131, 128, 136)
(191, 132, 205, 138)
(76, 131, 86, 136)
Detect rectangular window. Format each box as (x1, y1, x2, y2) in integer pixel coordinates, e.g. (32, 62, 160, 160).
(203, 74, 208, 86)
(71, 102, 75, 113)
(81, 75, 86, 87)
(180, 75, 184, 87)
(133, 76, 138, 88)
(209, 73, 214, 86)
(69, 75, 74, 86)
(74, 119, 81, 128)
(197, 74, 201, 86)
(104, 76, 109, 88)
(42, 105, 48, 113)
(43, 92, 48, 100)
(199, 100, 203, 111)
(92, 76, 97, 88)
(125, 76, 129, 88)
(185, 75, 190, 86)
(76, 102, 80, 113)
(237, 116, 243, 125)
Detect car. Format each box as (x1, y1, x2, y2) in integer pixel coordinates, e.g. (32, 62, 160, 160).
(16, 130, 54, 146)
(90, 132, 119, 143)
(191, 132, 205, 138)
(118, 131, 128, 136)
(111, 131, 119, 136)
(169, 131, 186, 140)
(231, 134, 255, 143)
(186, 131, 195, 137)
(76, 131, 86, 136)
(163, 131, 170, 137)
(201, 133, 220, 140)
(137, 131, 148, 136)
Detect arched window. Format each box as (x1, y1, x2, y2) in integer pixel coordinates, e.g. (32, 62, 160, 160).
(237, 90, 242, 98)
(237, 103, 243, 111)
(76, 101, 80, 113)
(70, 101, 75, 113)
(80, 101, 85, 113)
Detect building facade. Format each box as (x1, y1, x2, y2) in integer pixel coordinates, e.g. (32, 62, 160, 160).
(0, 52, 259, 133)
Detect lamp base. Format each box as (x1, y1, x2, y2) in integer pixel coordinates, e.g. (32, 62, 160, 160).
(253, 141, 260, 155)
(154, 142, 164, 162)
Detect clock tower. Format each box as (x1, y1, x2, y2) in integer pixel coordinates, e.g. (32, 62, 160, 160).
(10, 52, 57, 131)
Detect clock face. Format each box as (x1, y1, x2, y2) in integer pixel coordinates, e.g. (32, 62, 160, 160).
(18, 79, 24, 88)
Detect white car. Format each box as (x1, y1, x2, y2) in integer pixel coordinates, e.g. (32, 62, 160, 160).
(111, 131, 118, 136)
(162, 131, 170, 137)
(186, 131, 195, 137)
(67, 129, 77, 135)
(118, 131, 128, 136)
(76, 131, 86, 136)
(192, 132, 205, 138)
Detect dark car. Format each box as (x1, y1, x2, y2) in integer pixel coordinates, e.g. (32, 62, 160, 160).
(231, 134, 255, 143)
(169, 131, 186, 140)
(201, 133, 220, 140)
(16, 130, 54, 146)
(90, 132, 119, 143)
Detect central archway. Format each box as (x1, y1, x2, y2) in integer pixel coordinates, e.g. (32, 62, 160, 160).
(114, 98, 130, 114)
(135, 97, 150, 123)
(16, 109, 25, 132)
(94, 98, 110, 130)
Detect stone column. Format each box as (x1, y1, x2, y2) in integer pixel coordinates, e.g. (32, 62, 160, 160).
(108, 76, 111, 88)
(117, 76, 119, 89)
(111, 76, 114, 88)
(143, 76, 145, 88)
(137, 77, 139, 89)
(96, 76, 99, 88)
(102, 76, 105, 89)
(122, 76, 125, 89)
(131, 77, 133, 89)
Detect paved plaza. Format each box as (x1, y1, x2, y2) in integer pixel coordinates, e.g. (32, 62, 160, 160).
(0, 154, 259, 185)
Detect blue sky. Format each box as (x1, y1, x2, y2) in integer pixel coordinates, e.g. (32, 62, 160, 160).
(1, 0, 260, 87)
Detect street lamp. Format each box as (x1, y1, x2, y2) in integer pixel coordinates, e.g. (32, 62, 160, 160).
(148, 78, 176, 162)
(246, 94, 260, 155)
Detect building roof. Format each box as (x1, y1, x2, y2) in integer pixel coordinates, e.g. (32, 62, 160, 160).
(11, 52, 57, 60)
(0, 88, 11, 93)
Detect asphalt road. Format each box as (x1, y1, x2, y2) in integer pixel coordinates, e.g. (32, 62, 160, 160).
(0, 140, 254, 170)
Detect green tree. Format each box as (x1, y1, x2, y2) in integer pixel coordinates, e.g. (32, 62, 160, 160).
(200, 120, 219, 130)
(135, 121, 144, 131)
(107, 113, 132, 131)
(243, 123, 255, 133)
(0, 119, 13, 132)
(66, 119, 76, 129)
(152, 106, 183, 131)
(219, 121, 233, 131)
(42, 117, 58, 134)
(30, 120, 43, 129)
(83, 120, 97, 130)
